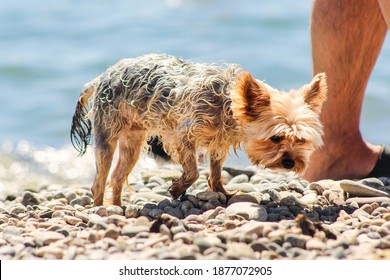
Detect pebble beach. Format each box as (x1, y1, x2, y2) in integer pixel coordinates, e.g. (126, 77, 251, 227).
(1, 161, 390, 260)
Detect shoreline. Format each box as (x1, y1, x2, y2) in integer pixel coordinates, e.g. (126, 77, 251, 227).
(1, 165, 390, 260)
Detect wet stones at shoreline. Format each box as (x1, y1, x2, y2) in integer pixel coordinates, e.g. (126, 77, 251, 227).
(0, 166, 390, 260)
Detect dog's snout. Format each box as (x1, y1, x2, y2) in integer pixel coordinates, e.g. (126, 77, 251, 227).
(282, 158, 295, 169)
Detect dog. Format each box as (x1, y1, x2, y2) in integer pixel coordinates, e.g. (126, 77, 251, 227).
(71, 54, 327, 206)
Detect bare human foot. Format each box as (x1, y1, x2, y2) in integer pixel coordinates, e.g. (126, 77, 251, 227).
(303, 133, 382, 181)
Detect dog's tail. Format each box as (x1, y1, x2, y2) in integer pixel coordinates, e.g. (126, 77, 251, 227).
(70, 80, 96, 156)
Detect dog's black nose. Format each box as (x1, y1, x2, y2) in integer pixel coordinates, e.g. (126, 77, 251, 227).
(282, 158, 295, 169)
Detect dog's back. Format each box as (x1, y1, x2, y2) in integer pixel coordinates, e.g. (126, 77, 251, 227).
(72, 54, 243, 158)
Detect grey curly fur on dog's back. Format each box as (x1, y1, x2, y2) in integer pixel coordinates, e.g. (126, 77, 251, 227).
(71, 54, 243, 158)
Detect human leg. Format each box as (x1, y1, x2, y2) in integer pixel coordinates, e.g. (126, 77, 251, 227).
(304, 0, 388, 181)
(379, 0, 390, 27)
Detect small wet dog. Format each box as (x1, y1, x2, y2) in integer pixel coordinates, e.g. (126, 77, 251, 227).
(71, 54, 327, 206)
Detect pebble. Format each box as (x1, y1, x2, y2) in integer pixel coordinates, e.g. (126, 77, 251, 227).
(226, 202, 267, 221)
(227, 194, 258, 205)
(346, 197, 390, 206)
(35, 231, 65, 246)
(284, 233, 310, 249)
(306, 238, 326, 251)
(63, 215, 82, 225)
(226, 174, 249, 185)
(69, 196, 93, 207)
(106, 205, 124, 216)
(224, 183, 256, 193)
(121, 225, 149, 238)
(21, 191, 41, 206)
(226, 242, 255, 259)
(141, 169, 182, 182)
(340, 180, 390, 198)
(2, 167, 390, 260)
(196, 191, 219, 201)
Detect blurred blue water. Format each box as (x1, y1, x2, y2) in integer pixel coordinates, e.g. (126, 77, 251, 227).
(0, 0, 389, 157)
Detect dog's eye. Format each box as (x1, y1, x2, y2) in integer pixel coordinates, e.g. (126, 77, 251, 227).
(297, 138, 306, 144)
(270, 135, 283, 144)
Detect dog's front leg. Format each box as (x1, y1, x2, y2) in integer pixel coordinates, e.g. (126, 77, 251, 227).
(168, 144, 199, 199)
(208, 151, 228, 194)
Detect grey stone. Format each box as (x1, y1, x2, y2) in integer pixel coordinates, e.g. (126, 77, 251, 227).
(63, 215, 82, 225)
(170, 225, 187, 234)
(300, 193, 319, 206)
(21, 191, 41, 206)
(268, 189, 282, 203)
(251, 242, 269, 252)
(75, 211, 90, 223)
(284, 233, 310, 249)
(157, 198, 172, 209)
(217, 192, 227, 205)
(358, 178, 384, 188)
(70, 196, 93, 207)
(227, 174, 249, 185)
(306, 239, 326, 251)
(164, 206, 184, 219)
(3, 226, 23, 236)
(185, 208, 203, 217)
(153, 187, 169, 195)
(121, 225, 149, 237)
(223, 167, 255, 178)
(159, 224, 172, 239)
(186, 223, 205, 232)
(148, 176, 166, 185)
(226, 242, 255, 259)
(227, 194, 258, 206)
(94, 206, 108, 217)
(288, 180, 306, 193)
(35, 231, 65, 246)
(267, 212, 280, 221)
(138, 207, 151, 217)
(39, 210, 54, 219)
(201, 201, 218, 211)
(226, 202, 267, 221)
(141, 169, 182, 182)
(308, 182, 325, 195)
(279, 195, 307, 209)
(66, 192, 77, 204)
(193, 236, 222, 252)
(131, 192, 170, 203)
(224, 183, 256, 193)
(346, 197, 390, 206)
(182, 195, 198, 208)
(125, 205, 139, 218)
(148, 208, 164, 219)
(106, 205, 124, 216)
(104, 228, 120, 240)
(197, 191, 219, 201)
(179, 200, 194, 213)
(10, 204, 27, 215)
(340, 180, 390, 197)
(138, 187, 152, 193)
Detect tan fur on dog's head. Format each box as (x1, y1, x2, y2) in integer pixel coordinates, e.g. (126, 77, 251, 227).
(232, 71, 327, 175)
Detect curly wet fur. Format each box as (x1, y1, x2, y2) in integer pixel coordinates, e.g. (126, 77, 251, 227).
(70, 53, 327, 206)
(73, 54, 242, 158)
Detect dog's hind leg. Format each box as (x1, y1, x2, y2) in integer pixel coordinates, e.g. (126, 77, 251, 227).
(208, 151, 228, 194)
(92, 133, 118, 206)
(168, 143, 199, 199)
(109, 129, 147, 206)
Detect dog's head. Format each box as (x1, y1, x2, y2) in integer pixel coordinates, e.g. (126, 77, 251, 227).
(232, 71, 327, 175)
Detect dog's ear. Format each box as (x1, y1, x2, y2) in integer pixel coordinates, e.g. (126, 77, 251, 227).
(303, 72, 327, 113)
(233, 71, 270, 122)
